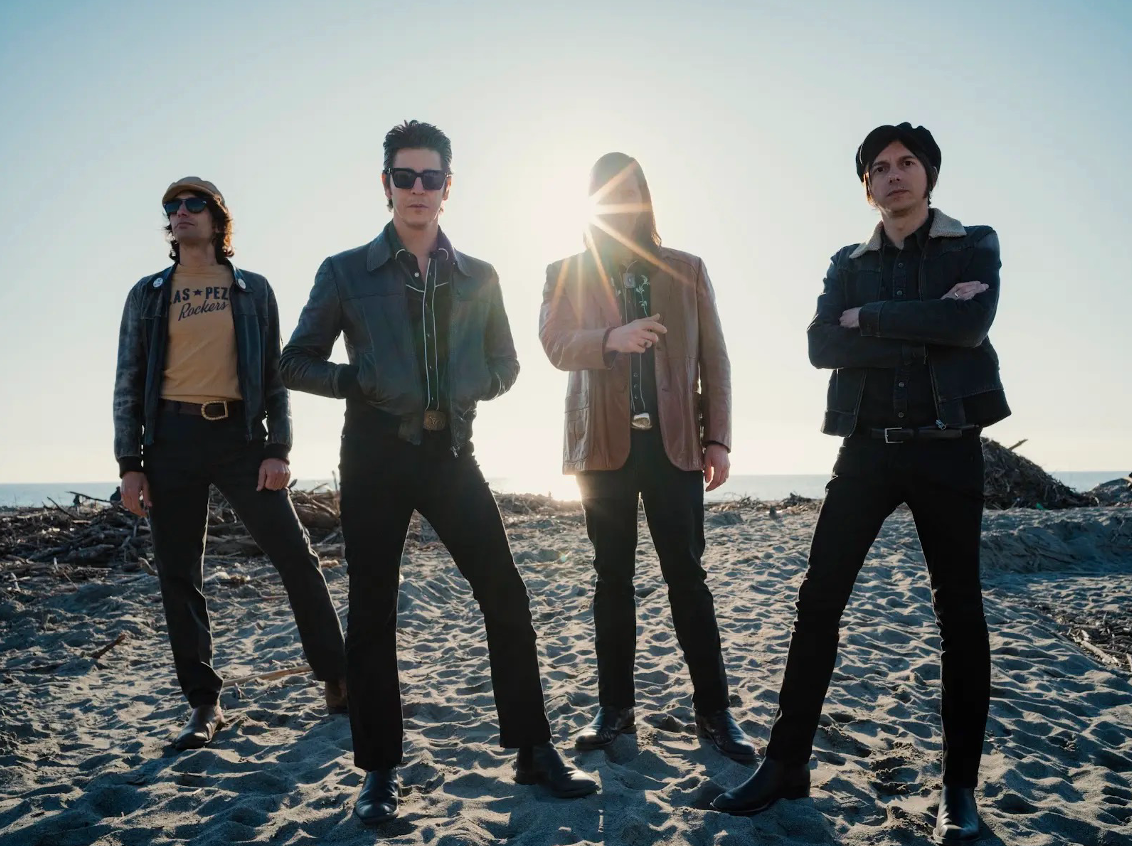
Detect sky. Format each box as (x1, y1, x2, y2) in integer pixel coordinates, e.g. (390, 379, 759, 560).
(1, 0, 1129, 493)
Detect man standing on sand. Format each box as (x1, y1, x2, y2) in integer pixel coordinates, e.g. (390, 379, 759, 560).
(113, 177, 348, 751)
(539, 153, 755, 763)
(281, 120, 598, 825)
(712, 124, 1008, 844)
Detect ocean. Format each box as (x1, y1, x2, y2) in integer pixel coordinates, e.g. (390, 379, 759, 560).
(0, 471, 1123, 508)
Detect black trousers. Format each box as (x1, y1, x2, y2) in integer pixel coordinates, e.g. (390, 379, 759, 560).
(766, 433, 991, 787)
(577, 428, 729, 714)
(146, 411, 346, 708)
(338, 422, 552, 771)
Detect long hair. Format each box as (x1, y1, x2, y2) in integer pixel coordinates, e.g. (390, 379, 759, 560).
(585, 152, 661, 256)
(164, 192, 234, 263)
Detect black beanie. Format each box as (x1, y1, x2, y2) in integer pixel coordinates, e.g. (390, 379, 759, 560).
(856, 123, 941, 182)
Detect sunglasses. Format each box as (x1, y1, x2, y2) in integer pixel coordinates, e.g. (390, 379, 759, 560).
(163, 197, 209, 216)
(384, 168, 449, 191)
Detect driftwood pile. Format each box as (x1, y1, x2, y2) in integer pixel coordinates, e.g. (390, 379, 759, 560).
(0, 487, 343, 573)
(0, 440, 1122, 579)
(981, 438, 1098, 510)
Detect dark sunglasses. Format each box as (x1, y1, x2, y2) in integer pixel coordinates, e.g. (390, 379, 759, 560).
(163, 197, 209, 216)
(384, 168, 449, 190)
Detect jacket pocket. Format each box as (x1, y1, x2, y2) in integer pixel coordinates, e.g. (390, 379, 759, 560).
(357, 350, 416, 412)
(846, 267, 882, 305)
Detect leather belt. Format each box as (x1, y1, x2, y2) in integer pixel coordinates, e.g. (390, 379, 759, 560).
(161, 399, 243, 420)
(870, 425, 978, 443)
(423, 410, 448, 431)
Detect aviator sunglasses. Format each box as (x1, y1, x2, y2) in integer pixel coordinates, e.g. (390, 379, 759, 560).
(384, 168, 450, 190)
(163, 196, 209, 216)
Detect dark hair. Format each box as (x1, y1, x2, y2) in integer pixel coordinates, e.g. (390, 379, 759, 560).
(164, 192, 234, 263)
(382, 120, 453, 211)
(585, 152, 661, 255)
(864, 149, 939, 206)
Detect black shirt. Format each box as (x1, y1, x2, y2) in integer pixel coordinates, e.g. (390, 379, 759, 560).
(601, 254, 659, 420)
(386, 222, 453, 413)
(856, 211, 939, 430)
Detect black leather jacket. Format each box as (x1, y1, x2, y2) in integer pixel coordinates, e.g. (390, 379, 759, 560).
(113, 263, 292, 476)
(808, 209, 1010, 436)
(280, 228, 518, 454)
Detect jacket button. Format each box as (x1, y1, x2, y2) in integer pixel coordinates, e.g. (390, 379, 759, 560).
(237, 278, 247, 290)
(152, 278, 163, 288)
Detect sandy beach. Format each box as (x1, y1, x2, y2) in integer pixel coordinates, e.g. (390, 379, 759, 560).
(2, 496, 1131, 846)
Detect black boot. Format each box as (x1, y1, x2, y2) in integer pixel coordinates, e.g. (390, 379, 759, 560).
(173, 704, 223, 750)
(711, 757, 810, 815)
(695, 709, 756, 762)
(934, 786, 981, 843)
(574, 706, 635, 750)
(515, 742, 599, 798)
(354, 769, 399, 825)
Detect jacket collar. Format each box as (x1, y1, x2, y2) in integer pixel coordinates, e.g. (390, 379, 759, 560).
(150, 260, 249, 292)
(849, 208, 966, 259)
(366, 224, 476, 278)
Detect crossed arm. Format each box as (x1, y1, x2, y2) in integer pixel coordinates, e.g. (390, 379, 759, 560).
(808, 231, 1001, 369)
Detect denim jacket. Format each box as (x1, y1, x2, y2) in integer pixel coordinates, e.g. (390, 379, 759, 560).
(112, 263, 291, 475)
(807, 209, 1010, 436)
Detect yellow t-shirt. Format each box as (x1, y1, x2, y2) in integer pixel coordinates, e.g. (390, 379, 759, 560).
(161, 264, 242, 404)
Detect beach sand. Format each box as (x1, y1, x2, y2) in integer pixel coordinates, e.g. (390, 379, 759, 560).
(1, 501, 1131, 845)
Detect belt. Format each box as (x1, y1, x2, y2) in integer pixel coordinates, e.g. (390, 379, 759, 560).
(160, 399, 243, 421)
(870, 425, 978, 444)
(423, 410, 447, 431)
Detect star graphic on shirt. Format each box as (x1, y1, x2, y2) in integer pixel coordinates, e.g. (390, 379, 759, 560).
(193, 289, 203, 296)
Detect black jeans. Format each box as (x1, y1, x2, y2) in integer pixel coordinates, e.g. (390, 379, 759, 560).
(577, 428, 729, 714)
(766, 433, 990, 787)
(145, 410, 346, 707)
(338, 419, 551, 771)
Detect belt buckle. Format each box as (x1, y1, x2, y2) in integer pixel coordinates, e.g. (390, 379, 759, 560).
(423, 410, 447, 431)
(883, 427, 903, 444)
(201, 401, 228, 421)
(631, 412, 653, 431)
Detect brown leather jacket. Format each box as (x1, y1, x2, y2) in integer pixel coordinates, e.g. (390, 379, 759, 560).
(539, 247, 731, 473)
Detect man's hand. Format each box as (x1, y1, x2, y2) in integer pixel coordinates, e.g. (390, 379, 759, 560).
(840, 307, 861, 329)
(120, 471, 152, 517)
(704, 443, 730, 492)
(257, 458, 291, 492)
(942, 281, 988, 301)
(606, 313, 667, 354)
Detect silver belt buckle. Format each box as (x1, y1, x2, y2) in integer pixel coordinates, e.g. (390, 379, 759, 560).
(631, 412, 653, 431)
(201, 401, 229, 421)
(883, 427, 902, 444)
